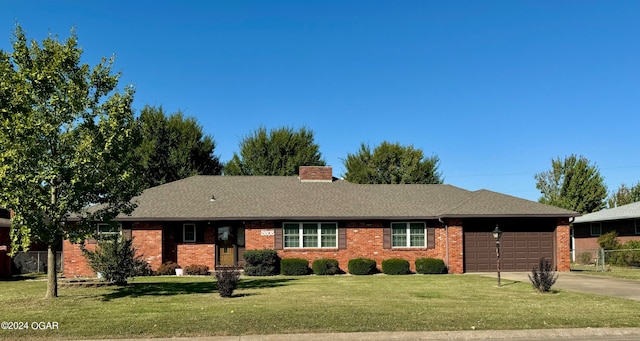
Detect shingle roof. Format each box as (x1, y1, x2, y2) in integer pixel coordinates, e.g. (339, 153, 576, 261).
(113, 175, 576, 221)
(574, 201, 640, 223)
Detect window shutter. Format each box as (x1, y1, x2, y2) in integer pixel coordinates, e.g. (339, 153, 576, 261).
(383, 224, 391, 249)
(427, 227, 435, 249)
(274, 227, 283, 250)
(338, 225, 347, 250)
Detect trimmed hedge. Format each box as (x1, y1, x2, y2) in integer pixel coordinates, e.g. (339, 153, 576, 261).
(382, 258, 410, 275)
(281, 258, 309, 276)
(415, 258, 448, 274)
(184, 264, 210, 276)
(312, 258, 341, 275)
(243, 249, 280, 276)
(348, 258, 377, 275)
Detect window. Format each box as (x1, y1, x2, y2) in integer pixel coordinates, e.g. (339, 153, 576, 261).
(283, 222, 337, 248)
(97, 223, 120, 237)
(590, 222, 602, 236)
(636, 220, 640, 235)
(183, 223, 196, 242)
(392, 222, 426, 248)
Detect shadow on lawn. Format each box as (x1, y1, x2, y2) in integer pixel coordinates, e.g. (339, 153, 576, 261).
(101, 277, 296, 301)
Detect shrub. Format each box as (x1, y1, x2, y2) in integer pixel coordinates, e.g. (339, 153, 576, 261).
(215, 268, 241, 298)
(620, 240, 640, 267)
(156, 261, 182, 276)
(577, 252, 593, 265)
(382, 258, 410, 275)
(184, 264, 210, 276)
(243, 249, 280, 276)
(415, 258, 448, 274)
(312, 258, 341, 275)
(81, 235, 144, 285)
(528, 258, 558, 293)
(347, 258, 377, 275)
(281, 258, 309, 275)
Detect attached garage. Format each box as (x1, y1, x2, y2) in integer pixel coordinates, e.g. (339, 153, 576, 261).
(463, 219, 556, 272)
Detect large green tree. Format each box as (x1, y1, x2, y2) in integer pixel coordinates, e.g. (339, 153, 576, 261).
(136, 106, 222, 188)
(607, 182, 640, 208)
(225, 126, 325, 175)
(0, 26, 143, 297)
(343, 141, 443, 184)
(534, 154, 607, 214)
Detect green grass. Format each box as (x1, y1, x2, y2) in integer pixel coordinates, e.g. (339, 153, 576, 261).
(571, 264, 640, 280)
(1, 274, 640, 340)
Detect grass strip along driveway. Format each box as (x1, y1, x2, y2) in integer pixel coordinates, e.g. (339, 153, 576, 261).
(1, 274, 640, 340)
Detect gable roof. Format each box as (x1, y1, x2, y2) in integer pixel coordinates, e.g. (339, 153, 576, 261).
(112, 175, 576, 221)
(574, 201, 640, 224)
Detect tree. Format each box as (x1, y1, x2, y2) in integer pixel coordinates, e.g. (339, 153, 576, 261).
(607, 182, 640, 208)
(136, 106, 222, 188)
(225, 126, 325, 175)
(0, 25, 143, 297)
(343, 141, 443, 184)
(534, 155, 607, 214)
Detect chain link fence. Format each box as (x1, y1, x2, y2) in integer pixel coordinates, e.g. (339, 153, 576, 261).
(574, 247, 640, 271)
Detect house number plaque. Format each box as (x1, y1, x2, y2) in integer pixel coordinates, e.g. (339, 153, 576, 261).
(260, 229, 275, 236)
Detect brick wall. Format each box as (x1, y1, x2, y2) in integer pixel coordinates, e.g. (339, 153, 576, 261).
(246, 220, 452, 273)
(132, 223, 163, 271)
(556, 218, 571, 271)
(0, 226, 11, 278)
(63, 239, 96, 277)
(176, 227, 216, 269)
(299, 166, 333, 182)
(445, 219, 464, 274)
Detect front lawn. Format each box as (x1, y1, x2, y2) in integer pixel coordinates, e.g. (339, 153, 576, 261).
(2, 274, 640, 340)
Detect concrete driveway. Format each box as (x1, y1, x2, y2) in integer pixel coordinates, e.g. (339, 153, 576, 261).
(477, 271, 640, 301)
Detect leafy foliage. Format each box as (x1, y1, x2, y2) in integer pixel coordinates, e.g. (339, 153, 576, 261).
(343, 141, 443, 184)
(534, 155, 607, 214)
(243, 249, 280, 276)
(156, 261, 182, 276)
(215, 268, 241, 298)
(312, 258, 341, 275)
(607, 182, 640, 208)
(347, 258, 377, 275)
(528, 258, 558, 293)
(280, 258, 309, 275)
(184, 264, 210, 276)
(0, 25, 143, 297)
(135, 106, 222, 188)
(415, 258, 448, 274)
(381, 258, 410, 275)
(81, 235, 145, 285)
(224, 126, 325, 175)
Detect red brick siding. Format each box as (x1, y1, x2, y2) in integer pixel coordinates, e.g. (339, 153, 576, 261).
(0, 226, 12, 278)
(445, 219, 464, 274)
(63, 239, 96, 277)
(299, 166, 333, 181)
(176, 228, 216, 269)
(556, 219, 571, 271)
(246, 220, 454, 273)
(131, 223, 163, 271)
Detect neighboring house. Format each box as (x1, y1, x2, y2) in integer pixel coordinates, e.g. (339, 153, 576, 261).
(63, 166, 577, 277)
(0, 208, 12, 278)
(572, 201, 640, 261)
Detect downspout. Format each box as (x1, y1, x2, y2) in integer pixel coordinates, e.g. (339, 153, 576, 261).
(439, 218, 449, 269)
(569, 216, 575, 262)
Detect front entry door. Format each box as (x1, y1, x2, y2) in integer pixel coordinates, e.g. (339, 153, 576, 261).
(217, 227, 235, 266)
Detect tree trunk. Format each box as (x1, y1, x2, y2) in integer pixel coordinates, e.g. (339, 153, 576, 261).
(45, 245, 58, 298)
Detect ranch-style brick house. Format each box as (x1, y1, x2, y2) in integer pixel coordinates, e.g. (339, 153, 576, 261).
(63, 166, 577, 277)
(572, 201, 640, 260)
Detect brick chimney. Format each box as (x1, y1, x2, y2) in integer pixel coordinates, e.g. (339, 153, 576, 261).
(299, 166, 333, 182)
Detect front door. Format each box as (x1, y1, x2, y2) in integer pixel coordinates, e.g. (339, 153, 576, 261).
(217, 227, 235, 266)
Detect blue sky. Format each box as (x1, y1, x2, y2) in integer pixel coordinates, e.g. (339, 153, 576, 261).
(2, 1, 639, 201)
